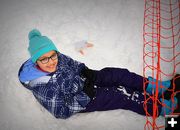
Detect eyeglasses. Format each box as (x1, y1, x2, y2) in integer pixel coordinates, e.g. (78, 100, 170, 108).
(38, 52, 58, 64)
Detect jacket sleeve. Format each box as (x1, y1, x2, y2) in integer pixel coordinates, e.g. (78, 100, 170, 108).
(60, 53, 86, 73)
(33, 91, 74, 119)
(27, 78, 74, 119)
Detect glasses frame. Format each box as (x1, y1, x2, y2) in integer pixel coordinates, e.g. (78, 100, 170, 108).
(37, 52, 59, 64)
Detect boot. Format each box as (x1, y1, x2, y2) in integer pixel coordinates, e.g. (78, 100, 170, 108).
(162, 74, 180, 113)
(160, 97, 178, 116)
(163, 74, 180, 100)
(146, 74, 180, 97)
(146, 76, 171, 95)
(173, 92, 180, 113)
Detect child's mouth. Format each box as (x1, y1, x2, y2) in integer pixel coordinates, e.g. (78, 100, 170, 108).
(48, 65, 56, 69)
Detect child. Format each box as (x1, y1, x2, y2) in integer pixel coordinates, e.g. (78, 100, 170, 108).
(18, 29, 180, 119)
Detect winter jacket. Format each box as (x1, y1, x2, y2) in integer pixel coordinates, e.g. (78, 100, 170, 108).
(18, 53, 91, 119)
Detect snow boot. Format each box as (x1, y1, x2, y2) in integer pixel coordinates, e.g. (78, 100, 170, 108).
(163, 74, 180, 100)
(161, 74, 180, 113)
(173, 92, 180, 113)
(146, 74, 180, 96)
(146, 76, 171, 95)
(160, 97, 178, 116)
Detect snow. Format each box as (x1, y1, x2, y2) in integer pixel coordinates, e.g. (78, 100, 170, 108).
(0, 0, 172, 129)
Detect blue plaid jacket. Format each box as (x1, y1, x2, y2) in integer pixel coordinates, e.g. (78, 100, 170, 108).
(18, 53, 90, 119)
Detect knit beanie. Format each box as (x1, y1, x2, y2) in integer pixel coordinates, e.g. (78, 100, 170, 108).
(28, 29, 59, 63)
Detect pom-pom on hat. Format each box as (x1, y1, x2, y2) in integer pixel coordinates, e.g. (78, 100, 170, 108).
(28, 29, 59, 63)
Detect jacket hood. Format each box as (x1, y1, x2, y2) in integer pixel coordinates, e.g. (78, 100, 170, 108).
(18, 59, 49, 83)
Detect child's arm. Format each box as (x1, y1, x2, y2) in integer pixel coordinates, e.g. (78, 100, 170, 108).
(60, 53, 86, 73)
(32, 90, 73, 119)
(27, 76, 86, 119)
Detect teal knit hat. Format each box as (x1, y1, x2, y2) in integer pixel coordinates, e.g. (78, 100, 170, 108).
(28, 29, 59, 63)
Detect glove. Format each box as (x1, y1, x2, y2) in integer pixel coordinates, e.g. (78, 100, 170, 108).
(83, 78, 96, 99)
(81, 67, 97, 99)
(81, 67, 97, 83)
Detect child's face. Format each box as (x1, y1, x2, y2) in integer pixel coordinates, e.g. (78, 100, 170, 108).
(36, 50, 58, 73)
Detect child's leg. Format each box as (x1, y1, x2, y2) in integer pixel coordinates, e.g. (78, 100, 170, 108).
(94, 67, 146, 92)
(81, 87, 161, 116)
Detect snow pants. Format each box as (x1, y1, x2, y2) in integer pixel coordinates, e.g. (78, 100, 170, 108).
(81, 67, 162, 116)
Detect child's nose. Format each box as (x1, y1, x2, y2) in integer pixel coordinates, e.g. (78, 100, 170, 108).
(48, 58, 55, 64)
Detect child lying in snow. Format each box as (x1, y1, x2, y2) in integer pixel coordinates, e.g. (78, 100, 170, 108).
(18, 29, 180, 119)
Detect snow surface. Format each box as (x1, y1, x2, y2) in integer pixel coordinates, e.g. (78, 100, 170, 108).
(1, 0, 178, 129)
